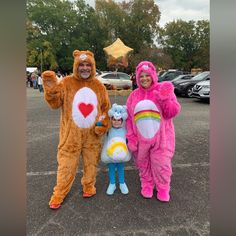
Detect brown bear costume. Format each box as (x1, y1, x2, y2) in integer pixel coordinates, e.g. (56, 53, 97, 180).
(42, 50, 110, 207)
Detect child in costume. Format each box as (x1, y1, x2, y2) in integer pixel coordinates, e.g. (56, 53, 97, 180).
(42, 50, 110, 209)
(100, 103, 130, 195)
(126, 61, 181, 202)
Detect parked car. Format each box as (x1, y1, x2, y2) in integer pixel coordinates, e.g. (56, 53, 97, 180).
(191, 79, 210, 101)
(96, 72, 132, 90)
(174, 71, 210, 97)
(96, 69, 102, 76)
(158, 69, 188, 82)
(171, 74, 195, 83)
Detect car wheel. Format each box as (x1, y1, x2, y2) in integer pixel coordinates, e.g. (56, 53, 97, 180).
(123, 85, 131, 90)
(186, 86, 193, 97)
(105, 84, 113, 90)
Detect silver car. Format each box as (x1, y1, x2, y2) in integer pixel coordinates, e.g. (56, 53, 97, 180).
(192, 79, 210, 100)
(96, 72, 132, 90)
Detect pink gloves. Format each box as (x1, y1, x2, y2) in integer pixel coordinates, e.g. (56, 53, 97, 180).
(127, 136, 138, 152)
(157, 81, 174, 101)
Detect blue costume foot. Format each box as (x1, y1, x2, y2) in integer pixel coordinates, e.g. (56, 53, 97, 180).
(106, 183, 116, 195)
(119, 183, 129, 194)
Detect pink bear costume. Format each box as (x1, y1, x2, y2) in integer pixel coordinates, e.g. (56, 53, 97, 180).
(126, 61, 181, 201)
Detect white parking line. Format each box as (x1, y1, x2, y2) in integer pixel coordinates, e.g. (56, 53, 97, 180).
(26, 162, 209, 176)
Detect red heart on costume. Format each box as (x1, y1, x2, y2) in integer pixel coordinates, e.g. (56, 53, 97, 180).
(78, 103, 94, 118)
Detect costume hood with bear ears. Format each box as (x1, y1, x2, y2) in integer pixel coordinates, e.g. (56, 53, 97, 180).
(108, 103, 128, 128)
(135, 61, 158, 91)
(108, 103, 128, 121)
(73, 50, 96, 81)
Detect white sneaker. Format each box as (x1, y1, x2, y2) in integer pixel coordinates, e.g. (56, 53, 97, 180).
(106, 183, 116, 195)
(119, 183, 129, 194)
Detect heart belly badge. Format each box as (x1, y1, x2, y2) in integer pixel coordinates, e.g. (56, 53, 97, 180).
(78, 103, 94, 118)
(72, 87, 98, 128)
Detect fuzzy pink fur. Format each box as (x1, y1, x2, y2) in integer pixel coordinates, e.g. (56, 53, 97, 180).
(158, 81, 174, 100)
(127, 135, 138, 152)
(157, 189, 170, 202)
(141, 186, 153, 198)
(126, 61, 181, 201)
(135, 61, 158, 88)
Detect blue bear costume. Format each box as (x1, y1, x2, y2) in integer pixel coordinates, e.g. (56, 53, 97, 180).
(101, 103, 131, 195)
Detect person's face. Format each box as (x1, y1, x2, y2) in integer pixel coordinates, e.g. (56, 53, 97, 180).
(111, 117, 122, 128)
(140, 72, 152, 89)
(78, 62, 92, 79)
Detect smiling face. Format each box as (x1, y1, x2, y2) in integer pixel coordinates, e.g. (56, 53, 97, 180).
(78, 62, 92, 79)
(139, 72, 153, 89)
(111, 117, 123, 128)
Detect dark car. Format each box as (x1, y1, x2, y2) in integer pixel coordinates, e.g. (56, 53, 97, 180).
(159, 69, 188, 82)
(171, 74, 195, 84)
(173, 71, 210, 97)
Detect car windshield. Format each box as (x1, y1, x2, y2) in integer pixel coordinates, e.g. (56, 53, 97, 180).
(102, 74, 119, 79)
(192, 71, 210, 81)
(172, 75, 185, 82)
(160, 71, 168, 77)
(119, 73, 130, 80)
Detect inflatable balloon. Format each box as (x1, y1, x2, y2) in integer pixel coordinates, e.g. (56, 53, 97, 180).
(103, 38, 133, 68)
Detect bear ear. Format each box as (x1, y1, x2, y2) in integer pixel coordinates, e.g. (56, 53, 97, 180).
(108, 109, 113, 118)
(121, 109, 128, 120)
(123, 113, 128, 120)
(73, 50, 80, 58)
(112, 103, 117, 108)
(86, 50, 94, 57)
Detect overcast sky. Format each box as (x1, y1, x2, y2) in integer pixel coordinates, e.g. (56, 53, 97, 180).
(85, 0, 209, 27)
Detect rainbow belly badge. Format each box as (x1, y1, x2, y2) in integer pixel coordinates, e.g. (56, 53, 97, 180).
(134, 100, 161, 139)
(106, 137, 129, 162)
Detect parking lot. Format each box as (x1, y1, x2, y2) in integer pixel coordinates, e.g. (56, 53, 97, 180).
(27, 87, 209, 235)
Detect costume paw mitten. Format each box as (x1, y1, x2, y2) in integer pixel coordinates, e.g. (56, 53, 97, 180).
(158, 82, 174, 101)
(95, 114, 109, 136)
(94, 126, 107, 136)
(42, 71, 58, 89)
(127, 138, 138, 152)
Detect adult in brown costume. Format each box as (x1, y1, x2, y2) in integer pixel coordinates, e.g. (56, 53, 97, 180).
(42, 50, 110, 209)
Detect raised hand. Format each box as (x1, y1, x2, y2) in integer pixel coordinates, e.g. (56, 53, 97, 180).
(158, 81, 174, 100)
(42, 71, 58, 88)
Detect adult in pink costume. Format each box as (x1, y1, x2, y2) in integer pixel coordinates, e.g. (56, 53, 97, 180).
(126, 61, 181, 202)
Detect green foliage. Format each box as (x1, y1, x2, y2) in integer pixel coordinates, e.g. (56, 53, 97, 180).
(159, 19, 209, 71)
(26, 0, 209, 73)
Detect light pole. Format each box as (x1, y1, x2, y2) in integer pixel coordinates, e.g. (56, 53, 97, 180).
(40, 49, 43, 73)
(36, 47, 43, 73)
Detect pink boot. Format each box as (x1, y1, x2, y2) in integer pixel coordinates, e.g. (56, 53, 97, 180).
(141, 186, 153, 198)
(157, 189, 170, 202)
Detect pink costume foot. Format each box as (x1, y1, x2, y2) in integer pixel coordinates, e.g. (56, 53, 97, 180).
(157, 189, 170, 202)
(141, 187, 153, 198)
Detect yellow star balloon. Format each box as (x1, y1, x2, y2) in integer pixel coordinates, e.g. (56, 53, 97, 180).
(103, 38, 133, 68)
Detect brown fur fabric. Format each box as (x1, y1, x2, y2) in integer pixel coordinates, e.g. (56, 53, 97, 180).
(42, 50, 110, 205)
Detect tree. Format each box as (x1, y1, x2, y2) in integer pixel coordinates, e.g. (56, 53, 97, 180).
(122, 0, 160, 53)
(193, 20, 210, 70)
(95, 0, 161, 70)
(129, 47, 173, 73)
(26, 0, 104, 72)
(159, 20, 209, 71)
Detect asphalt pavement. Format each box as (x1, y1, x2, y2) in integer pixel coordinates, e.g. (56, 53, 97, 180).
(27, 87, 210, 236)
